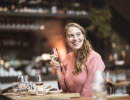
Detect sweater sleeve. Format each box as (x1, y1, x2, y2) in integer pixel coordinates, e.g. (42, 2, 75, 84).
(81, 55, 105, 97)
(58, 52, 73, 92)
(58, 64, 68, 92)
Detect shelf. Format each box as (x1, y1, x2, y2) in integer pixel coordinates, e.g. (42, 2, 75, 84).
(0, 11, 88, 19)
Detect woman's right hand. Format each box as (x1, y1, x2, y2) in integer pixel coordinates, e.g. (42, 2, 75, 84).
(50, 48, 61, 70)
(50, 59, 61, 70)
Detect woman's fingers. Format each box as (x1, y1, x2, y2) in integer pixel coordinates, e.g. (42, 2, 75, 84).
(50, 61, 54, 66)
(53, 48, 58, 57)
(52, 60, 60, 67)
(50, 60, 61, 68)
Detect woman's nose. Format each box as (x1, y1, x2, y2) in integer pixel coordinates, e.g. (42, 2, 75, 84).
(73, 35, 78, 40)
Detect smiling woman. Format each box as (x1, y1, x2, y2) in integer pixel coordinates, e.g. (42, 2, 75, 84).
(50, 22, 105, 97)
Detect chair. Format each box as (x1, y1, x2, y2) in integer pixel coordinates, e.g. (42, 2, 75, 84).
(106, 82, 116, 94)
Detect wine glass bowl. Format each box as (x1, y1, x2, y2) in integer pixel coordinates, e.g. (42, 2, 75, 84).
(50, 48, 59, 61)
(50, 54, 58, 61)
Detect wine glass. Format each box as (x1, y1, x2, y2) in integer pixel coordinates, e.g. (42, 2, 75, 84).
(35, 75, 43, 82)
(50, 48, 61, 70)
(50, 48, 58, 61)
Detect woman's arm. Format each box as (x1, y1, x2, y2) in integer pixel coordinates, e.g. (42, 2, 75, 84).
(50, 60, 68, 92)
(56, 65, 68, 91)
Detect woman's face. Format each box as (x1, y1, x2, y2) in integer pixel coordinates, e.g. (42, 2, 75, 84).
(66, 26, 85, 52)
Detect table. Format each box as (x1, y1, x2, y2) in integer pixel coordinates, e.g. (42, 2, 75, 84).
(68, 95, 130, 100)
(5, 92, 130, 100)
(113, 81, 130, 87)
(8, 93, 80, 100)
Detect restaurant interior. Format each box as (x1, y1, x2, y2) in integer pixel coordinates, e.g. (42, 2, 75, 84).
(0, 0, 130, 100)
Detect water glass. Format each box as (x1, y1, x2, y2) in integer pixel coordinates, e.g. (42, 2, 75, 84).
(35, 75, 45, 96)
(18, 75, 30, 96)
(92, 70, 107, 100)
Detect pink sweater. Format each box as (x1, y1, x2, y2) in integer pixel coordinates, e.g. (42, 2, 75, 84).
(58, 50, 105, 97)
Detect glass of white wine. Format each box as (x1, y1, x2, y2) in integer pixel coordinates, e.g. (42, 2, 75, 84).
(50, 48, 58, 61)
(50, 48, 61, 68)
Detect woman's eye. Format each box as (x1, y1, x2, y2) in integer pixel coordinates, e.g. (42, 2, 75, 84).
(68, 34, 73, 37)
(77, 33, 81, 36)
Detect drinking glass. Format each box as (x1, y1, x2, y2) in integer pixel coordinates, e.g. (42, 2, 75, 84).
(35, 75, 45, 96)
(18, 75, 30, 96)
(92, 70, 107, 100)
(50, 48, 61, 69)
(50, 48, 58, 61)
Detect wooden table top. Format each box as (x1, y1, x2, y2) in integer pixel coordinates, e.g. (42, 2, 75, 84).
(7, 93, 80, 100)
(4, 92, 130, 100)
(112, 81, 130, 87)
(68, 95, 130, 100)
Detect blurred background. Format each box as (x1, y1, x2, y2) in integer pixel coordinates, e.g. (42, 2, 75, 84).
(0, 0, 130, 94)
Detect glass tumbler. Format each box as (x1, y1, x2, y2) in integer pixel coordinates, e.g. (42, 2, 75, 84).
(18, 75, 30, 95)
(92, 70, 108, 100)
(35, 75, 45, 96)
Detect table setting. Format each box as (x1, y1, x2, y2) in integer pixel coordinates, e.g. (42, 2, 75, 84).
(1, 75, 80, 100)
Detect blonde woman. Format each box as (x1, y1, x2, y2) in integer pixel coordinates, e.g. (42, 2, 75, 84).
(50, 23, 105, 97)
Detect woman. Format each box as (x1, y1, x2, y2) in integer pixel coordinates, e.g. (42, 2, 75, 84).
(50, 23, 105, 97)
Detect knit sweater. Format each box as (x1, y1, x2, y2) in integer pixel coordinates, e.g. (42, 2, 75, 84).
(58, 50, 105, 97)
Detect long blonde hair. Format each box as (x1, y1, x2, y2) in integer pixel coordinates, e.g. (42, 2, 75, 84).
(64, 23, 92, 74)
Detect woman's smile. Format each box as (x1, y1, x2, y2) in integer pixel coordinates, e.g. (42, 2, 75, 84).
(72, 41, 81, 46)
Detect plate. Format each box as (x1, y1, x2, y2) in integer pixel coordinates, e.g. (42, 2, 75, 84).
(3, 93, 14, 95)
(48, 89, 63, 94)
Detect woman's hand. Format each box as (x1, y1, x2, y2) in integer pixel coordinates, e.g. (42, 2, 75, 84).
(50, 60, 61, 70)
(50, 48, 61, 70)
